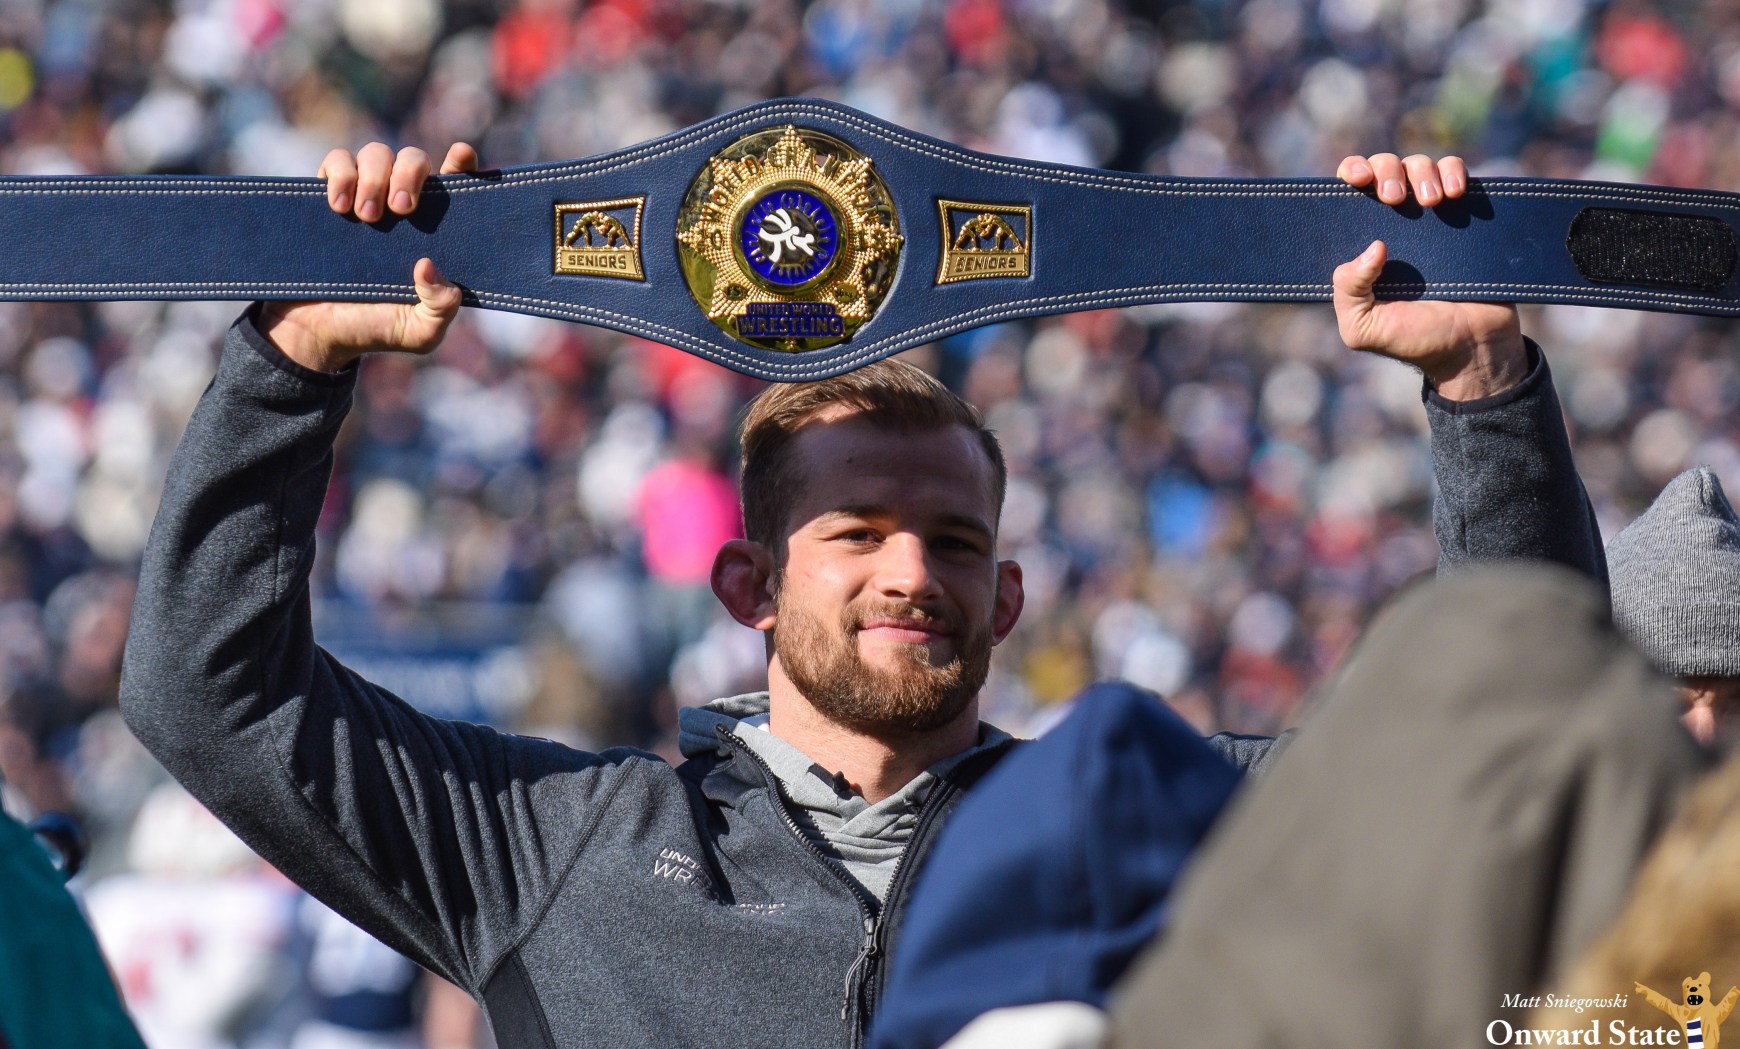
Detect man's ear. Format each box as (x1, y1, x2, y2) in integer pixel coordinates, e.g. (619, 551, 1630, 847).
(713, 539, 778, 631)
(991, 559, 1024, 645)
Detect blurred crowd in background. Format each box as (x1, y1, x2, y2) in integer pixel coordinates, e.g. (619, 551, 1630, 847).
(0, 0, 1736, 1045)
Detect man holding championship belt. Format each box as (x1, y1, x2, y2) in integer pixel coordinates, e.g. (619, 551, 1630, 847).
(116, 133, 1658, 1049)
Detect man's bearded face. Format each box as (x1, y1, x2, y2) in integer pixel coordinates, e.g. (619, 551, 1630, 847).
(756, 412, 1018, 735)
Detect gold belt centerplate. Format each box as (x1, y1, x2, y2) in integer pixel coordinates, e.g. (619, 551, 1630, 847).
(677, 126, 903, 353)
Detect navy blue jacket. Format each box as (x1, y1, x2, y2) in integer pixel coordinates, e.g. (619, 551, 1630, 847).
(868, 684, 1242, 1049)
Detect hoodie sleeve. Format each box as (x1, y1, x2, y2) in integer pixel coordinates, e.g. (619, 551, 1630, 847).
(119, 313, 638, 991)
(1426, 342, 1607, 585)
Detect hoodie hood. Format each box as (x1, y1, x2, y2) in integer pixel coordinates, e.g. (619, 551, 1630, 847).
(677, 692, 774, 758)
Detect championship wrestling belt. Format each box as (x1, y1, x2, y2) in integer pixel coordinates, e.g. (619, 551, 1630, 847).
(3, 97, 1737, 381)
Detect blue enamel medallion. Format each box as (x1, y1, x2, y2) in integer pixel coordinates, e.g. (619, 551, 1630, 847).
(740, 188, 838, 287)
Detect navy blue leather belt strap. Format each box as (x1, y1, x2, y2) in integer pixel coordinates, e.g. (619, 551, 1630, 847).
(2, 96, 1736, 381)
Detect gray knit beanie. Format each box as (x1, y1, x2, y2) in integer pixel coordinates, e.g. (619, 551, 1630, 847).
(1607, 466, 1740, 677)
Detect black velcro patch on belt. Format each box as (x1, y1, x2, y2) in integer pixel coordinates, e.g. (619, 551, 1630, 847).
(1567, 207, 1737, 292)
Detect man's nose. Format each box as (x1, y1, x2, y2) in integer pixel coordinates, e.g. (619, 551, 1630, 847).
(874, 533, 942, 602)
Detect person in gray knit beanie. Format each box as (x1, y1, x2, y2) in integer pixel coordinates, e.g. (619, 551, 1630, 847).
(1607, 465, 1740, 746)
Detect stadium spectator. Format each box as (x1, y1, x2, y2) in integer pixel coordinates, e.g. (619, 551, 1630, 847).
(82, 784, 294, 1049)
(1606, 467, 1740, 748)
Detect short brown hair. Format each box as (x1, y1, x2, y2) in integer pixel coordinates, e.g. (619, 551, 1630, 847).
(737, 359, 1006, 549)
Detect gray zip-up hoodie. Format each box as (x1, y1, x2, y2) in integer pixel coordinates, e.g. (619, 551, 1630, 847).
(118, 317, 1015, 1048)
(118, 317, 1592, 1048)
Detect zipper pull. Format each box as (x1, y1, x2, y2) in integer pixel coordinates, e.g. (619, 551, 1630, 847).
(840, 915, 879, 1021)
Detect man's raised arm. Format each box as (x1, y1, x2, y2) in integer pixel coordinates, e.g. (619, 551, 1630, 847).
(1208, 156, 1604, 777)
(118, 144, 638, 993)
(1335, 153, 1606, 583)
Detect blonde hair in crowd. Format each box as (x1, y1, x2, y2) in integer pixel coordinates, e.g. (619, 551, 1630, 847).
(1535, 754, 1740, 1033)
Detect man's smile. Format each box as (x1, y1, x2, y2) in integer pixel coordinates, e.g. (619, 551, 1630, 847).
(858, 618, 954, 644)
(852, 604, 957, 646)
